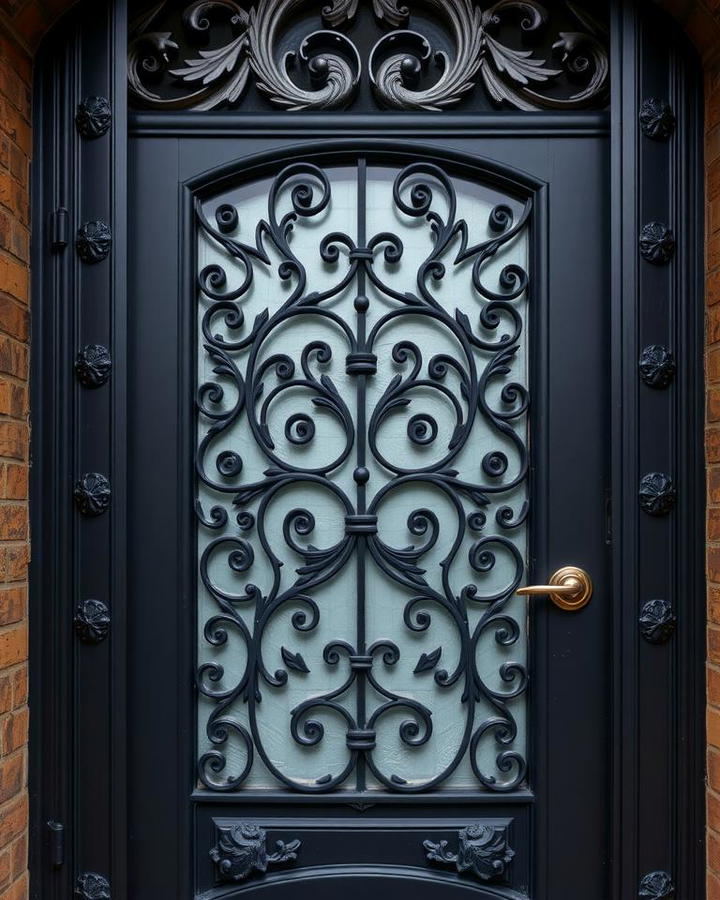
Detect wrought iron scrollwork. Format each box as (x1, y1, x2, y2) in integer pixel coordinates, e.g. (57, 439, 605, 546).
(129, 0, 609, 112)
(196, 158, 530, 793)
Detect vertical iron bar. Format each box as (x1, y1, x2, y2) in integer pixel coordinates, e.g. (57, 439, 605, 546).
(355, 158, 368, 790)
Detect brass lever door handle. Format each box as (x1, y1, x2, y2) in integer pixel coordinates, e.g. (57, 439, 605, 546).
(517, 565, 593, 612)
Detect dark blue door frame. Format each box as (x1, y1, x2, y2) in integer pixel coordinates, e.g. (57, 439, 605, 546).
(29, 1, 705, 898)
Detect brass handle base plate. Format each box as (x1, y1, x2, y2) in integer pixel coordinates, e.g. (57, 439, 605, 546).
(517, 566, 593, 612)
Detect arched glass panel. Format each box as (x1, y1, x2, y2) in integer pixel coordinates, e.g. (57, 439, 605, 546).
(196, 159, 530, 793)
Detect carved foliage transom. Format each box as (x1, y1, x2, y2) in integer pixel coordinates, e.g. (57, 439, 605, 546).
(128, 0, 609, 112)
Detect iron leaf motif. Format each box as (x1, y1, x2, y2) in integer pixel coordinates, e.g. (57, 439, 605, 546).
(639, 600, 676, 644)
(639, 870, 675, 899)
(75, 873, 111, 899)
(424, 823, 514, 882)
(210, 823, 301, 882)
(414, 647, 442, 673)
(129, 0, 609, 112)
(281, 646, 311, 673)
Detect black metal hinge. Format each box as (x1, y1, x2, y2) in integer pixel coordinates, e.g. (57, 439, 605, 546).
(47, 820, 64, 868)
(49, 208, 69, 251)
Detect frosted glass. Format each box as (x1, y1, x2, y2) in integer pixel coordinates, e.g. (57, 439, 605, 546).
(196, 161, 529, 793)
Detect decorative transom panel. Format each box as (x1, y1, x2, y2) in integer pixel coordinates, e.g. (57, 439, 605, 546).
(128, 0, 609, 112)
(196, 159, 531, 793)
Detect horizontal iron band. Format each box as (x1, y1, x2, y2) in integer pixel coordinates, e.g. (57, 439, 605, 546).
(348, 655, 374, 671)
(345, 353, 378, 375)
(344, 514, 378, 535)
(346, 729, 377, 750)
(348, 248, 374, 261)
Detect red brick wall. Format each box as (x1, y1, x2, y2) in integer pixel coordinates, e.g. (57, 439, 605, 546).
(0, 2, 718, 899)
(707, 60, 720, 900)
(0, 19, 32, 900)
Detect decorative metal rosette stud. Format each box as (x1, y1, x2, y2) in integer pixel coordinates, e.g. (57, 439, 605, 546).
(76, 220, 112, 264)
(75, 96, 112, 138)
(639, 345, 675, 389)
(74, 599, 111, 644)
(74, 473, 111, 517)
(75, 872, 111, 899)
(210, 823, 301, 882)
(639, 599, 676, 644)
(423, 824, 514, 883)
(639, 473, 676, 516)
(639, 98, 676, 141)
(75, 345, 112, 388)
(639, 870, 674, 898)
(639, 222, 675, 265)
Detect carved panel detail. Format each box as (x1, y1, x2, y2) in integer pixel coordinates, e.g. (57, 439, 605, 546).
(210, 823, 301, 882)
(129, 0, 609, 112)
(424, 823, 514, 882)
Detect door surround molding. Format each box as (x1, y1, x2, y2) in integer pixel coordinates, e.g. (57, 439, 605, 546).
(15, 1, 708, 897)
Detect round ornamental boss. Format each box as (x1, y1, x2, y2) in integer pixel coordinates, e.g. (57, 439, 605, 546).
(75, 96, 112, 139)
(76, 220, 112, 264)
(74, 473, 111, 517)
(638, 472, 676, 516)
(639, 98, 676, 140)
(74, 599, 110, 644)
(75, 344, 112, 388)
(638, 345, 675, 389)
(639, 222, 675, 265)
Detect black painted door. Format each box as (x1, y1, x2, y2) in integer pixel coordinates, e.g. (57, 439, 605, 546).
(126, 125, 609, 898)
(30, 2, 708, 898)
